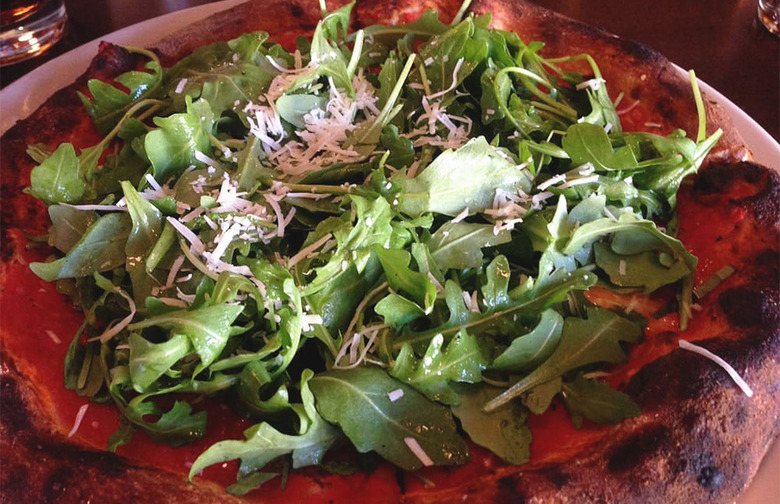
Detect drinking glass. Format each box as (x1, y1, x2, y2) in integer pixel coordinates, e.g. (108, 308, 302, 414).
(758, 0, 780, 35)
(0, 0, 67, 66)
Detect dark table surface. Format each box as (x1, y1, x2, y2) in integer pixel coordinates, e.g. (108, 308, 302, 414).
(2, 0, 779, 141)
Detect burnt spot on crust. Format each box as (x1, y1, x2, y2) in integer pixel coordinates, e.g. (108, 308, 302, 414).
(288, 2, 305, 18)
(496, 476, 526, 504)
(542, 467, 569, 488)
(0, 373, 32, 436)
(42, 465, 75, 504)
(48, 439, 131, 479)
(719, 285, 780, 329)
(607, 424, 668, 473)
(693, 161, 767, 197)
(746, 165, 780, 227)
(718, 246, 780, 333)
(692, 160, 780, 229)
(680, 453, 726, 492)
(87, 42, 136, 80)
(286, 2, 316, 31)
(0, 461, 29, 499)
(696, 465, 725, 491)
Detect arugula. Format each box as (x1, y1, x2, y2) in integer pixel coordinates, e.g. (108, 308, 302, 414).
(561, 374, 641, 428)
(309, 368, 469, 470)
(23, 4, 721, 492)
(28, 143, 85, 204)
(190, 370, 340, 490)
(484, 307, 643, 411)
(391, 330, 487, 404)
(451, 383, 532, 465)
(396, 136, 532, 217)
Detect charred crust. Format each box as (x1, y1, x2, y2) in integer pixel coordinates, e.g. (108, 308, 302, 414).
(746, 166, 780, 227)
(696, 465, 725, 491)
(541, 467, 569, 488)
(42, 465, 76, 503)
(719, 285, 780, 330)
(607, 424, 668, 473)
(0, 373, 31, 435)
(1, 357, 235, 504)
(692, 160, 780, 228)
(288, 2, 305, 18)
(496, 476, 526, 504)
(693, 161, 768, 197)
(285, 3, 316, 31)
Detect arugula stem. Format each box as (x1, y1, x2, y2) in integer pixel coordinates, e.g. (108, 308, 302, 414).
(497, 67, 578, 121)
(102, 99, 165, 149)
(689, 70, 707, 143)
(343, 281, 389, 342)
(393, 271, 595, 349)
(416, 58, 433, 97)
(356, 54, 417, 145)
(282, 183, 354, 195)
(346, 30, 365, 78)
(450, 0, 473, 26)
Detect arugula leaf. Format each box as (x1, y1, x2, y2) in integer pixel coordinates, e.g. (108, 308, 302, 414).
(226, 472, 279, 496)
(28, 143, 85, 204)
(391, 330, 487, 404)
(276, 94, 329, 128)
(109, 365, 208, 448)
(309, 368, 469, 470)
(562, 122, 637, 171)
(121, 181, 163, 263)
(594, 241, 691, 292)
(375, 247, 436, 313)
(132, 400, 207, 446)
(246, 260, 304, 377)
(319, 1, 354, 42)
(234, 361, 294, 417)
(304, 195, 393, 295)
(128, 333, 191, 391)
(490, 309, 564, 373)
(396, 264, 596, 347)
(375, 293, 427, 328)
(450, 383, 532, 465)
(30, 213, 132, 282)
(427, 221, 511, 270)
(127, 303, 244, 368)
(190, 370, 340, 481)
(362, 10, 449, 45)
(145, 96, 214, 182)
(396, 136, 532, 217)
(79, 54, 162, 134)
(522, 377, 563, 415)
(484, 306, 642, 411)
(561, 374, 640, 428)
(47, 205, 97, 253)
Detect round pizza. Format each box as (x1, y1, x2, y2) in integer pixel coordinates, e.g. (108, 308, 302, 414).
(1, 1, 778, 503)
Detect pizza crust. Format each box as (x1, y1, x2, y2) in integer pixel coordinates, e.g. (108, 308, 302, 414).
(1, 1, 776, 503)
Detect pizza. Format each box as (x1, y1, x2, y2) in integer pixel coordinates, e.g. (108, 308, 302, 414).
(1, 1, 778, 503)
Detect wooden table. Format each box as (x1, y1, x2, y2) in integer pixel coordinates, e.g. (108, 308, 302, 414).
(2, 0, 778, 141)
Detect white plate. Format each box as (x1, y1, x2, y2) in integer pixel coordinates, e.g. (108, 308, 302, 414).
(0, 2, 777, 502)
(0, 0, 248, 135)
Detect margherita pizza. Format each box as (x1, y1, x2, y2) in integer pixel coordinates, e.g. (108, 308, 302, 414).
(1, 1, 778, 503)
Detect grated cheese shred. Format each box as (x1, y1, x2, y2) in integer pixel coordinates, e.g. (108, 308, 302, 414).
(404, 437, 434, 466)
(678, 339, 754, 397)
(68, 404, 90, 438)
